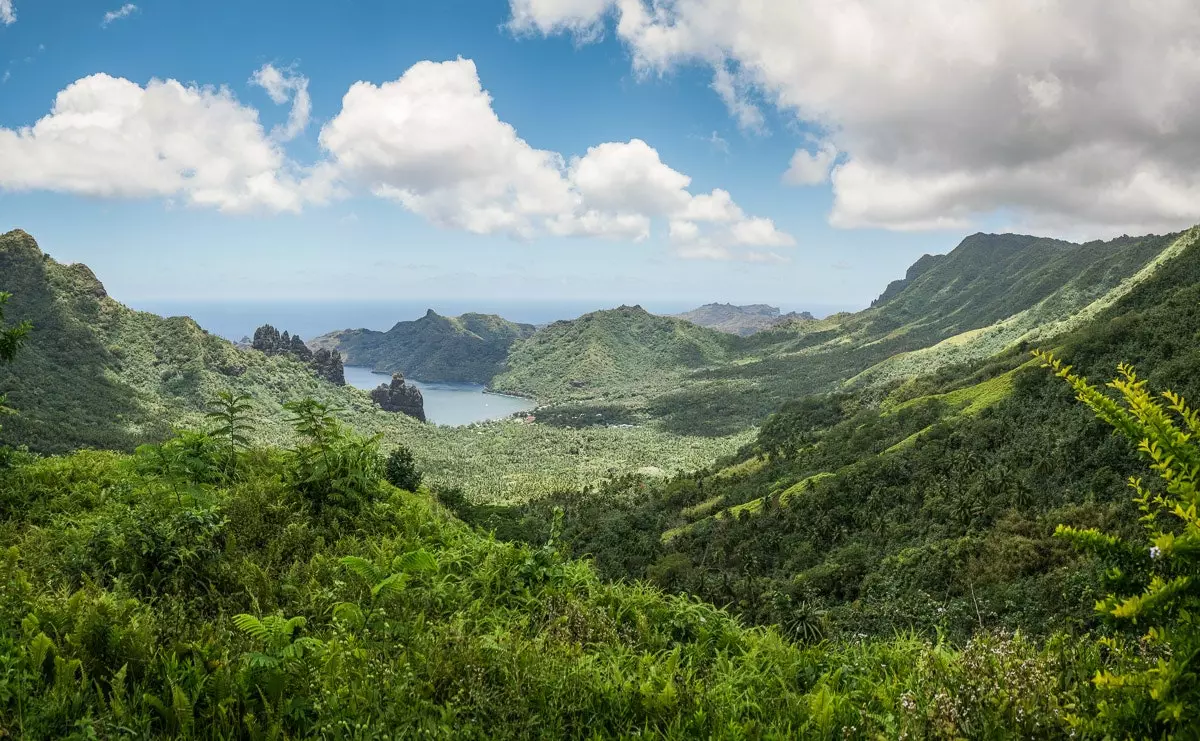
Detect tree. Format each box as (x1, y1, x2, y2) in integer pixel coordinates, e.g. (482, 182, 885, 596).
(205, 390, 254, 477)
(385, 446, 422, 491)
(1039, 351, 1200, 736)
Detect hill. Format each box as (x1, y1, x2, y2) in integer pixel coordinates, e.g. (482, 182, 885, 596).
(673, 303, 815, 336)
(313, 309, 535, 384)
(491, 305, 735, 403)
(466, 226, 1200, 644)
(484, 231, 1180, 436)
(0, 230, 744, 502)
(1, 421, 1111, 738)
(645, 230, 1183, 433)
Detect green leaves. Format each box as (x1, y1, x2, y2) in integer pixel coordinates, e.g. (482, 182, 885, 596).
(335, 550, 439, 630)
(206, 389, 254, 477)
(1042, 351, 1200, 735)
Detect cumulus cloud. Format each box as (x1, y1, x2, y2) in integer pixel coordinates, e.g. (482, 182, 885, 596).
(250, 63, 311, 141)
(0, 58, 789, 260)
(318, 58, 791, 257)
(784, 142, 838, 186)
(0, 73, 334, 213)
(710, 63, 764, 134)
(0, 0, 15, 25)
(509, 0, 1200, 236)
(101, 3, 138, 27)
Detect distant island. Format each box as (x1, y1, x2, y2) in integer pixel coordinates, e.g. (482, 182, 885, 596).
(673, 303, 815, 336)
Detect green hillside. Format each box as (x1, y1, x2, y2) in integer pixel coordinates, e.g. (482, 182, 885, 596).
(644, 230, 1183, 433)
(314, 309, 535, 384)
(0, 230, 746, 503)
(491, 305, 735, 403)
(1, 428, 1117, 739)
(1, 226, 1197, 737)
(463, 226, 1200, 644)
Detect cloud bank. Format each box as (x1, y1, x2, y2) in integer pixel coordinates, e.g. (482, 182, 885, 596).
(0, 59, 791, 260)
(508, 0, 1200, 235)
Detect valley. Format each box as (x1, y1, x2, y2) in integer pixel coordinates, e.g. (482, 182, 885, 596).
(1, 224, 1198, 738)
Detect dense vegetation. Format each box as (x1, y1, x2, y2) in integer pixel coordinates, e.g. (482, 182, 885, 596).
(453, 226, 1200, 648)
(0, 230, 744, 503)
(3, 222, 1200, 737)
(313, 309, 535, 385)
(1, 335, 1196, 736)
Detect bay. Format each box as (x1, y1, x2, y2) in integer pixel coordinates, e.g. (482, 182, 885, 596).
(343, 366, 535, 426)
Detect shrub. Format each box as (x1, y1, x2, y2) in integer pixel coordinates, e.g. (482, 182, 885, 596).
(385, 446, 422, 492)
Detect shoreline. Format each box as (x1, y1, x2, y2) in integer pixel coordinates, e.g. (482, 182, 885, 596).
(348, 366, 537, 405)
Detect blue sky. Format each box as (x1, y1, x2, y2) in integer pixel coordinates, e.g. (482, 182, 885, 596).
(7, 1, 1181, 312)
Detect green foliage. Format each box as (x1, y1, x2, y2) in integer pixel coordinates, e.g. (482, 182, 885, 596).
(0, 444, 1104, 739)
(284, 398, 384, 520)
(0, 291, 31, 462)
(205, 389, 253, 477)
(1040, 352, 1200, 736)
(385, 445, 423, 491)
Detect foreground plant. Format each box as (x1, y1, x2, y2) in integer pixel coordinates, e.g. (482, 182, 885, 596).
(1039, 351, 1200, 735)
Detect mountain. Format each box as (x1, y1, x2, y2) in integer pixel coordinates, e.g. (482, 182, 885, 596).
(0, 230, 741, 502)
(673, 303, 815, 336)
(490, 305, 735, 402)
(0, 230, 371, 453)
(485, 231, 1182, 436)
(468, 226, 1200, 645)
(313, 309, 536, 384)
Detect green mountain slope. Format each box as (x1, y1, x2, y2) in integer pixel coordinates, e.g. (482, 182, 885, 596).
(491, 305, 735, 402)
(0, 230, 743, 502)
(648, 230, 1184, 432)
(466, 226, 1200, 642)
(0, 230, 363, 453)
(0, 432, 1105, 738)
(314, 309, 535, 384)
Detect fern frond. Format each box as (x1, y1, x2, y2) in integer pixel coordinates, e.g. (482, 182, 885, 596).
(232, 614, 268, 640)
(340, 556, 383, 586)
(395, 549, 438, 574)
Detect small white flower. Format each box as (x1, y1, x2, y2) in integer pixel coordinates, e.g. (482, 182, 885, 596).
(1150, 546, 1162, 559)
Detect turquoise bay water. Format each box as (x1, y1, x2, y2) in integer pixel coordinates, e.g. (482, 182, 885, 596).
(343, 366, 535, 426)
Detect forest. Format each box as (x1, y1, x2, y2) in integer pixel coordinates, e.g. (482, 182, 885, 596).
(1, 225, 1199, 737)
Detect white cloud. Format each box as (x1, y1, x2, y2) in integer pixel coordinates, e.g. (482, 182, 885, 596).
(101, 3, 138, 27)
(510, 0, 1200, 236)
(0, 58, 790, 260)
(784, 142, 838, 186)
(250, 63, 311, 141)
(318, 58, 791, 257)
(0, 73, 333, 213)
(508, 0, 613, 40)
(0, 0, 14, 25)
(711, 63, 764, 134)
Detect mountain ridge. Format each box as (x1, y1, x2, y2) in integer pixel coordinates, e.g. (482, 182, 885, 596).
(672, 302, 816, 336)
(313, 309, 535, 384)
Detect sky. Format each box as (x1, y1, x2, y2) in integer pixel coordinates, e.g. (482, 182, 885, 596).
(2, 1, 1199, 311)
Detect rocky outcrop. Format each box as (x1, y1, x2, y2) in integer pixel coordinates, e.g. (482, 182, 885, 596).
(370, 373, 426, 422)
(310, 347, 345, 386)
(250, 324, 345, 385)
